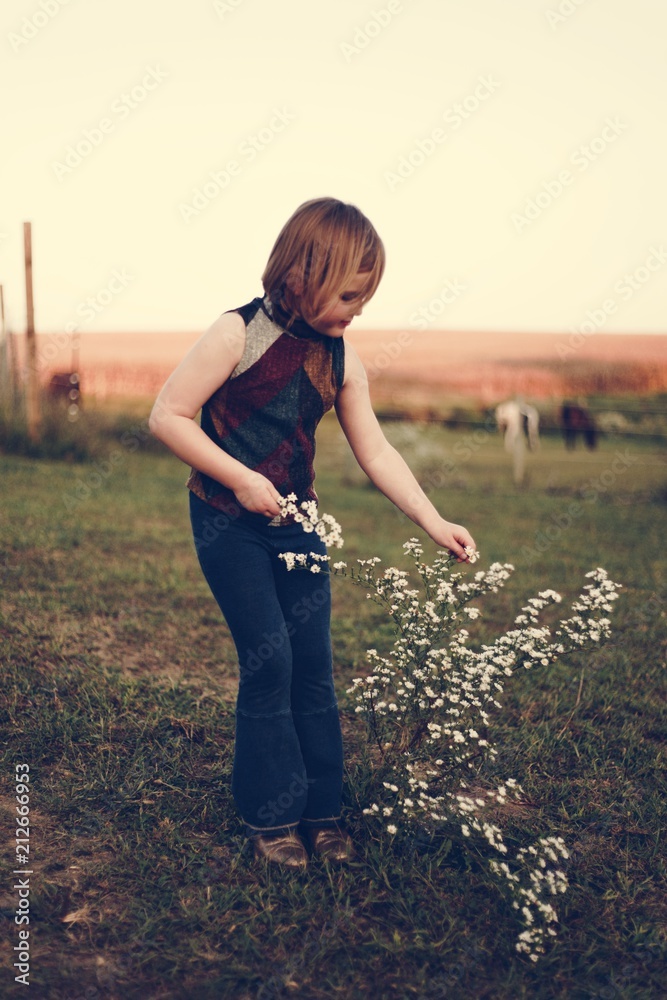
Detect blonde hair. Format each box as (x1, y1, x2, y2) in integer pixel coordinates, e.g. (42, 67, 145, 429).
(261, 197, 385, 328)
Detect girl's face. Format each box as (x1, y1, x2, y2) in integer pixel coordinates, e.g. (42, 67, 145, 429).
(307, 271, 371, 339)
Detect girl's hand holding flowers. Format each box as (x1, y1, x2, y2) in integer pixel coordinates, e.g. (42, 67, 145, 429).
(233, 470, 283, 517)
(429, 517, 477, 562)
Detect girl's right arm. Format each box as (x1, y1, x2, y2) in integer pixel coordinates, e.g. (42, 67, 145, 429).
(148, 311, 283, 517)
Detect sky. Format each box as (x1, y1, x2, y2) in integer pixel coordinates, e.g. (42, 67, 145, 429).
(1, 0, 666, 336)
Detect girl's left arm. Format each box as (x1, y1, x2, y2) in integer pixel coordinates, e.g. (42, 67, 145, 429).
(334, 341, 476, 562)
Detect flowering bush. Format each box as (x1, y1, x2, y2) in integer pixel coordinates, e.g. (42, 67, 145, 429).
(277, 494, 622, 961)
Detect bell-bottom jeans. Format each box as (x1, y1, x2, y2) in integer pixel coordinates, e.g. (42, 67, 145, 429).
(189, 491, 344, 839)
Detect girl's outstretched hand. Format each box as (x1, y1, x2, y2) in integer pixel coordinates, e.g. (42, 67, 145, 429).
(429, 518, 477, 563)
(233, 471, 283, 517)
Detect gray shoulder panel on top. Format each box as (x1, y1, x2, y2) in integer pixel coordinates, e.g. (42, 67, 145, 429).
(229, 303, 283, 380)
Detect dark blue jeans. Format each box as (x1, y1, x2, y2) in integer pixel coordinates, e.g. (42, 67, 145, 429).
(189, 491, 344, 839)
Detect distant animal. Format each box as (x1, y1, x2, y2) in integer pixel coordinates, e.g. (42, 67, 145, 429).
(495, 399, 540, 452)
(561, 402, 596, 450)
(47, 372, 81, 406)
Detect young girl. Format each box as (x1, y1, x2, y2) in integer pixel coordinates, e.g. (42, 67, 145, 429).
(149, 197, 476, 870)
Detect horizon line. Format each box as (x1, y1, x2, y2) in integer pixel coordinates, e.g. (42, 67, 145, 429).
(15, 327, 667, 338)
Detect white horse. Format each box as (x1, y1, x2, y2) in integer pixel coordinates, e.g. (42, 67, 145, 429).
(495, 398, 540, 452)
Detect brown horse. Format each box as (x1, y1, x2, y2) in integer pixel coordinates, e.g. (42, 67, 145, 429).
(561, 402, 596, 449)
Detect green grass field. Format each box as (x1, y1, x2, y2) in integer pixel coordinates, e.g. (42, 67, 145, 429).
(1, 410, 665, 999)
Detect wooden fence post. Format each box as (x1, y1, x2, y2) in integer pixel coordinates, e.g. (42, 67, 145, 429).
(0, 284, 7, 418)
(24, 221, 40, 442)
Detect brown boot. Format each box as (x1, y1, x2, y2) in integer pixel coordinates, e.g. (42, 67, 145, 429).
(251, 829, 308, 870)
(300, 823, 356, 864)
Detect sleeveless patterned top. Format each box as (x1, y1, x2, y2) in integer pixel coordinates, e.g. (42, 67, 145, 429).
(185, 293, 345, 525)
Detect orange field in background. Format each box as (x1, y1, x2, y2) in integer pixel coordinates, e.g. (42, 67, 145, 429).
(17, 328, 667, 406)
